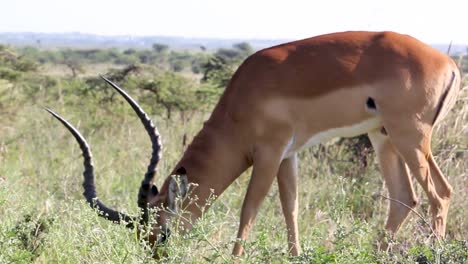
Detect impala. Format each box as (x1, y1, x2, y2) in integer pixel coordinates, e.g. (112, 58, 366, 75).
(47, 31, 460, 256)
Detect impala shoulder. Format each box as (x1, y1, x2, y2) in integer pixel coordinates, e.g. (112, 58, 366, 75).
(251, 42, 294, 64)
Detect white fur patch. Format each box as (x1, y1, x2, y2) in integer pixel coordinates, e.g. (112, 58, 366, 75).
(283, 117, 382, 158)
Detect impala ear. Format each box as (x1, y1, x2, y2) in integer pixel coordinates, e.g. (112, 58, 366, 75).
(167, 169, 188, 212)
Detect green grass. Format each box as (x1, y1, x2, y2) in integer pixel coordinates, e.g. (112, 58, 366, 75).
(0, 70, 467, 263)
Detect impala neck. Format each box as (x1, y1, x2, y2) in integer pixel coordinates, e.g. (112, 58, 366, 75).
(163, 114, 250, 217)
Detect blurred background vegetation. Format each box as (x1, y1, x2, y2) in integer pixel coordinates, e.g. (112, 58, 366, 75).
(0, 39, 466, 263)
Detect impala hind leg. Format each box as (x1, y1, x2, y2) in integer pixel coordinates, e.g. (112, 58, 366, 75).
(386, 127, 452, 238)
(426, 152, 452, 236)
(232, 146, 284, 256)
(277, 154, 301, 255)
(368, 130, 418, 235)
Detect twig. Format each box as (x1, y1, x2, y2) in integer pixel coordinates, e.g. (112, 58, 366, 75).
(446, 41, 452, 55)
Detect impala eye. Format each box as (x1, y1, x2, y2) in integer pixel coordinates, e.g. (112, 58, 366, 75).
(176, 167, 187, 175)
(151, 185, 159, 195)
(158, 227, 171, 244)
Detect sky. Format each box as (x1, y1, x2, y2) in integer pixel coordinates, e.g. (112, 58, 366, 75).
(1, 0, 468, 44)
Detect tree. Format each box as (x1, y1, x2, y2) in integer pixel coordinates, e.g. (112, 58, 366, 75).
(138, 72, 196, 119)
(201, 55, 235, 88)
(233, 42, 253, 56)
(0, 46, 37, 80)
(152, 43, 169, 54)
(202, 42, 254, 88)
(123, 48, 137, 55)
(61, 49, 84, 77)
(137, 50, 155, 64)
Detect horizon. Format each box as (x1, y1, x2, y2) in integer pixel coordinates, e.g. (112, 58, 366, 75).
(1, 0, 468, 44)
(2, 31, 467, 46)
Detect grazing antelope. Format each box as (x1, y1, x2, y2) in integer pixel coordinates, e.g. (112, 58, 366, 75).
(47, 31, 460, 256)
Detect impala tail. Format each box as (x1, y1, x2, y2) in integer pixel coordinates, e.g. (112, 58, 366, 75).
(45, 76, 162, 227)
(432, 69, 461, 126)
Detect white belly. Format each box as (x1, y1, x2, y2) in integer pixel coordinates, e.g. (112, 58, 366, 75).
(283, 117, 382, 159)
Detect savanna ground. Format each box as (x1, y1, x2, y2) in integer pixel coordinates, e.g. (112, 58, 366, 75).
(0, 43, 467, 263)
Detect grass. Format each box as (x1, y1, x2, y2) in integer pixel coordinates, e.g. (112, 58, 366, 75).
(0, 69, 467, 263)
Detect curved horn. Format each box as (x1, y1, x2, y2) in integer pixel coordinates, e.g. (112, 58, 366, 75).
(45, 108, 135, 228)
(100, 76, 162, 224)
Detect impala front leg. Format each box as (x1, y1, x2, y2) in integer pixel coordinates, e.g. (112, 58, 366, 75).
(233, 146, 284, 256)
(277, 154, 301, 256)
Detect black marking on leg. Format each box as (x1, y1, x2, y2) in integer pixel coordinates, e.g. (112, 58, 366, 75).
(380, 127, 388, 136)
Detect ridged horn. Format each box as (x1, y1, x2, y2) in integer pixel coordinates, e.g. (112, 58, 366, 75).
(45, 108, 135, 228)
(100, 76, 162, 224)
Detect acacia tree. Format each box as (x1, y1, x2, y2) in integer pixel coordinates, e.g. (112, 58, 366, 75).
(0, 46, 37, 81)
(61, 49, 84, 77)
(152, 43, 169, 53)
(138, 72, 197, 120)
(202, 42, 253, 88)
